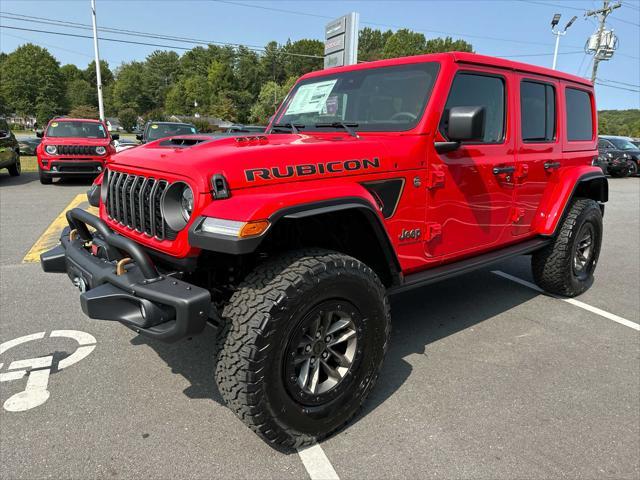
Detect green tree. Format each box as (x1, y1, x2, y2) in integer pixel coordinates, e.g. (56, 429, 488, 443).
(66, 78, 95, 110)
(382, 29, 427, 59)
(424, 36, 473, 53)
(118, 107, 138, 131)
(110, 61, 153, 114)
(0, 44, 66, 117)
(249, 77, 296, 124)
(68, 104, 99, 119)
(35, 98, 58, 125)
(282, 39, 323, 78)
(84, 60, 114, 86)
(144, 50, 180, 109)
(260, 41, 286, 84)
(60, 64, 84, 82)
(359, 27, 393, 61)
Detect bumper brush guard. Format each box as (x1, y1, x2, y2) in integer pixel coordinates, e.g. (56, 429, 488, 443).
(40, 208, 211, 342)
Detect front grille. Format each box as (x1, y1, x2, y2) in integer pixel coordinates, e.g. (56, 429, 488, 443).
(55, 145, 98, 156)
(105, 170, 177, 241)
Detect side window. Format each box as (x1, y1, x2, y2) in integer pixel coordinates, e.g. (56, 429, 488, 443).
(598, 139, 610, 149)
(441, 72, 505, 143)
(565, 87, 593, 141)
(521, 80, 555, 142)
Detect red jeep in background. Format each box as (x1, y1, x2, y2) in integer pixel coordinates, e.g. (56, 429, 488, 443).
(42, 52, 607, 449)
(36, 117, 118, 184)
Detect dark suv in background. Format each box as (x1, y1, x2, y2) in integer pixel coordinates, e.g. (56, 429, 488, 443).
(136, 121, 198, 144)
(597, 135, 640, 177)
(0, 118, 21, 176)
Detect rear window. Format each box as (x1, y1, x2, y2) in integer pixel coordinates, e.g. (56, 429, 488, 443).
(565, 88, 593, 141)
(521, 81, 555, 142)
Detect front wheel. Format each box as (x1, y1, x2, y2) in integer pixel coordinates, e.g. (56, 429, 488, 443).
(215, 249, 390, 449)
(39, 167, 52, 184)
(532, 198, 603, 297)
(627, 160, 638, 177)
(8, 155, 20, 176)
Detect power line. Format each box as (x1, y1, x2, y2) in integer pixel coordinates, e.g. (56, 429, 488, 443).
(598, 77, 640, 87)
(595, 80, 640, 91)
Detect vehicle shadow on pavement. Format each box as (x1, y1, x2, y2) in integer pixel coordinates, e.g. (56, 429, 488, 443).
(128, 265, 540, 439)
(353, 266, 539, 423)
(130, 327, 224, 404)
(0, 171, 40, 186)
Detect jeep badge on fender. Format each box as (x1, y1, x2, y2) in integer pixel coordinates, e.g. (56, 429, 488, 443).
(41, 52, 607, 450)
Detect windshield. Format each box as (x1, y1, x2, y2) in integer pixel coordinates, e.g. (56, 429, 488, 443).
(274, 62, 439, 132)
(46, 121, 107, 139)
(609, 138, 638, 150)
(147, 123, 197, 141)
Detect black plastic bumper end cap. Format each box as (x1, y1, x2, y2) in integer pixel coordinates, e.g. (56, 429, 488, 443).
(40, 244, 67, 273)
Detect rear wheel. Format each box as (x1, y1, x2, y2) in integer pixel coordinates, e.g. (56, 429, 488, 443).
(8, 155, 20, 176)
(39, 167, 52, 184)
(627, 160, 638, 176)
(532, 198, 602, 297)
(215, 249, 390, 449)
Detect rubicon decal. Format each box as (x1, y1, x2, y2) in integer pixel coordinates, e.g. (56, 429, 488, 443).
(245, 157, 380, 181)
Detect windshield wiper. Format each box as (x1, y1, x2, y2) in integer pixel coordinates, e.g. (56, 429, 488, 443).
(269, 123, 306, 134)
(314, 122, 359, 138)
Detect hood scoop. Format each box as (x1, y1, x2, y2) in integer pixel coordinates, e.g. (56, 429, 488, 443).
(159, 137, 210, 148)
(235, 135, 269, 147)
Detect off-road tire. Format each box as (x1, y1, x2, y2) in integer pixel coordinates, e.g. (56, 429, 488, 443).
(215, 249, 391, 449)
(532, 198, 602, 297)
(39, 167, 52, 184)
(8, 155, 20, 176)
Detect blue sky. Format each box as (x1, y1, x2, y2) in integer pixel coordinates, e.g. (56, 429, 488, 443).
(1, 0, 639, 110)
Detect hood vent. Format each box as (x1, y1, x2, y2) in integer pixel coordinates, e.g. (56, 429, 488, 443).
(159, 137, 209, 148)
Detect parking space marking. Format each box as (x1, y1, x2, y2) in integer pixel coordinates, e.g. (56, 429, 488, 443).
(492, 270, 640, 331)
(297, 444, 340, 480)
(22, 193, 98, 263)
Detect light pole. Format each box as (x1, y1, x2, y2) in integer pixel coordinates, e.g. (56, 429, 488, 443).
(90, 0, 105, 121)
(551, 14, 577, 70)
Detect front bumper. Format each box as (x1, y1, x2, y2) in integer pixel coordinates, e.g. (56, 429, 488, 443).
(40, 208, 211, 342)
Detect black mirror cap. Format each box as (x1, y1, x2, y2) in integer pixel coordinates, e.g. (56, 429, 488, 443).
(447, 106, 485, 142)
(36, 130, 44, 138)
(110, 133, 120, 140)
(136, 134, 143, 141)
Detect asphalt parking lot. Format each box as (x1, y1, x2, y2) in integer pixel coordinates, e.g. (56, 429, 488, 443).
(1, 172, 638, 480)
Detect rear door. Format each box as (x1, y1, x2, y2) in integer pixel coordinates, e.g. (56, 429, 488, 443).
(513, 76, 561, 237)
(427, 67, 516, 258)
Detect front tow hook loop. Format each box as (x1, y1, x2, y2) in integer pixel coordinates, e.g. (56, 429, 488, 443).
(116, 257, 133, 276)
(69, 229, 78, 241)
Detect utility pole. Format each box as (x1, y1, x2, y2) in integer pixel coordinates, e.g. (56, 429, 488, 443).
(586, 1, 621, 83)
(91, 0, 105, 121)
(550, 13, 577, 70)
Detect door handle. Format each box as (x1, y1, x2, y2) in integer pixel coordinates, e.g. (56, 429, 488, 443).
(493, 166, 516, 175)
(544, 161, 561, 170)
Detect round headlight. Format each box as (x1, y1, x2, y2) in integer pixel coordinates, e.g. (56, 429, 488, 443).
(95, 146, 106, 155)
(45, 145, 57, 155)
(181, 187, 194, 222)
(161, 182, 193, 231)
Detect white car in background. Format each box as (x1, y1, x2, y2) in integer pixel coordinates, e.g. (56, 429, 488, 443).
(113, 137, 140, 153)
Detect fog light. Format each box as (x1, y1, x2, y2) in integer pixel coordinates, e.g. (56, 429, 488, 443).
(97, 166, 102, 172)
(52, 166, 58, 172)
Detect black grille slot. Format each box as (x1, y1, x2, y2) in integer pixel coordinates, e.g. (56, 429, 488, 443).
(56, 145, 97, 156)
(105, 169, 178, 240)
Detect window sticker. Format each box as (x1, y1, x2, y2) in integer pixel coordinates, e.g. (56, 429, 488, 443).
(285, 79, 338, 115)
(191, 127, 196, 133)
(51, 122, 58, 127)
(151, 124, 159, 129)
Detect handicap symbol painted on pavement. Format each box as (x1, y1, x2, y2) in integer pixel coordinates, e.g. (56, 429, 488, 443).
(0, 330, 96, 412)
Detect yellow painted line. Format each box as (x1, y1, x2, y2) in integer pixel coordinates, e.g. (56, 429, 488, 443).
(23, 194, 99, 263)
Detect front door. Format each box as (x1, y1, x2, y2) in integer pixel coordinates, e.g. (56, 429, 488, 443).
(426, 68, 515, 258)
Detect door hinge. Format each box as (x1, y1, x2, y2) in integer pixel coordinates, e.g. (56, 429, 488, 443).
(427, 170, 445, 189)
(425, 222, 442, 241)
(511, 207, 525, 223)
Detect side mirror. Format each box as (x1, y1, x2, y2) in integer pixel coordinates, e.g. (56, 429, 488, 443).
(111, 133, 120, 140)
(435, 106, 485, 154)
(36, 130, 44, 138)
(0, 130, 8, 138)
(448, 106, 485, 142)
(136, 134, 143, 141)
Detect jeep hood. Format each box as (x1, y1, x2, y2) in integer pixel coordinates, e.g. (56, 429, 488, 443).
(109, 134, 389, 191)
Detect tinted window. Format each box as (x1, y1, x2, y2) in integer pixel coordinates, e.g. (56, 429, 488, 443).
(46, 121, 107, 138)
(566, 88, 593, 141)
(146, 123, 197, 141)
(441, 73, 505, 143)
(598, 139, 611, 149)
(521, 81, 555, 142)
(277, 63, 440, 132)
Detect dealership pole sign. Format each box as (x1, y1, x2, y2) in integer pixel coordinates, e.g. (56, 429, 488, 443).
(324, 12, 359, 69)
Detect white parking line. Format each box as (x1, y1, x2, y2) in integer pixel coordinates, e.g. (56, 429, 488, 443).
(492, 270, 640, 331)
(297, 444, 340, 480)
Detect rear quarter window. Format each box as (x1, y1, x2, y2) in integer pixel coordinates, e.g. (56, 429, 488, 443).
(565, 87, 593, 141)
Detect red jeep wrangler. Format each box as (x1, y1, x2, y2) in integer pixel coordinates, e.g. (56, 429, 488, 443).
(36, 117, 118, 184)
(42, 52, 607, 448)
